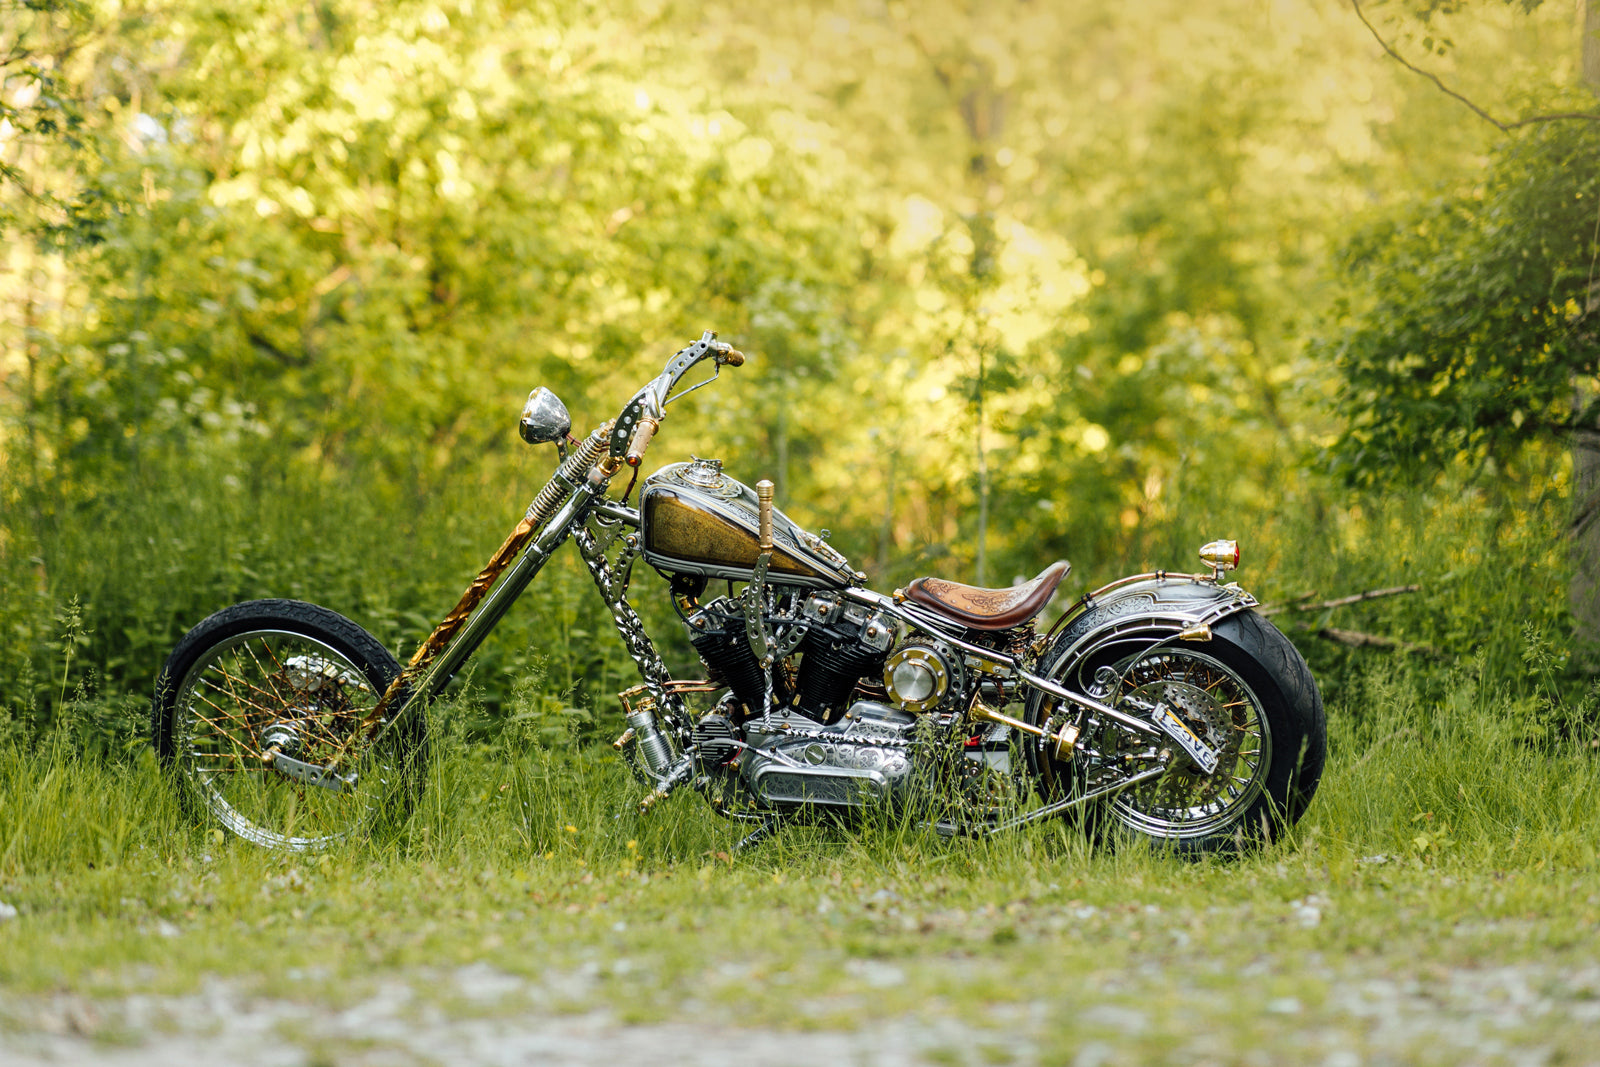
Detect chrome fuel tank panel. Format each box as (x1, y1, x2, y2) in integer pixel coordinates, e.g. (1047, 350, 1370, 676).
(639, 460, 855, 588)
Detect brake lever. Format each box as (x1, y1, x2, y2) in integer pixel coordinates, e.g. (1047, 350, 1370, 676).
(663, 364, 720, 406)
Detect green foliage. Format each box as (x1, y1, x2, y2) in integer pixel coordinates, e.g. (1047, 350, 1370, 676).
(0, 1, 94, 236)
(0, 438, 649, 745)
(1240, 471, 1582, 711)
(1, 0, 1596, 751)
(1325, 119, 1600, 485)
(21, 0, 874, 498)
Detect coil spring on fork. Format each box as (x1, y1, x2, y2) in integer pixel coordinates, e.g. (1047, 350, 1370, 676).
(526, 425, 612, 526)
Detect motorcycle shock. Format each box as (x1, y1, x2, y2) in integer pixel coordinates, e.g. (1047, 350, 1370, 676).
(526, 424, 612, 527)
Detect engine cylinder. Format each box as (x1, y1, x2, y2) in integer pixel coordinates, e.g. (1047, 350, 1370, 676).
(687, 599, 768, 714)
(796, 631, 886, 721)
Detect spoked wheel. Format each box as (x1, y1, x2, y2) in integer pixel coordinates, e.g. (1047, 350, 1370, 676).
(1098, 647, 1273, 842)
(1032, 611, 1324, 855)
(152, 599, 426, 851)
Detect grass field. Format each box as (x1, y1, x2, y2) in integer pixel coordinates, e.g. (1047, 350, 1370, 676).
(3, 660, 1599, 1066)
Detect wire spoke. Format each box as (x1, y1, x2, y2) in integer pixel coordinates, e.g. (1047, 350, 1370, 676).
(236, 639, 296, 717)
(203, 659, 285, 713)
(175, 626, 400, 850)
(1095, 647, 1271, 839)
(190, 688, 265, 732)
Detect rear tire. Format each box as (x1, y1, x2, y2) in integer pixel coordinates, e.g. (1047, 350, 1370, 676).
(152, 599, 426, 851)
(1030, 610, 1324, 855)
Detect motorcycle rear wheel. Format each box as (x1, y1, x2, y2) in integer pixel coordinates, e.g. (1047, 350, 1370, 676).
(1031, 610, 1325, 855)
(151, 599, 426, 851)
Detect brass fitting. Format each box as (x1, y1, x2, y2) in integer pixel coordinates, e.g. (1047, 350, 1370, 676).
(970, 698, 1082, 763)
(1054, 722, 1081, 761)
(756, 479, 774, 551)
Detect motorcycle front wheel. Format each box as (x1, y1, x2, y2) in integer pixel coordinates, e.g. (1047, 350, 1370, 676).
(152, 599, 427, 851)
(1030, 611, 1325, 855)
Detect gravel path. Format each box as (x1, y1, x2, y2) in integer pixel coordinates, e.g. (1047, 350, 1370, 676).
(5, 958, 1600, 1066)
(0, 969, 1022, 1067)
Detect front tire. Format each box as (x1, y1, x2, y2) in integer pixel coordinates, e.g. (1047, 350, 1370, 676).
(152, 599, 427, 851)
(1031, 611, 1325, 855)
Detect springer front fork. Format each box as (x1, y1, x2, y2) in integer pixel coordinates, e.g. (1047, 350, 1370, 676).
(573, 512, 705, 810)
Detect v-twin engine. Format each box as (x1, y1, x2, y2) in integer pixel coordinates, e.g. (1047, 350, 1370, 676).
(699, 701, 918, 810)
(687, 593, 896, 723)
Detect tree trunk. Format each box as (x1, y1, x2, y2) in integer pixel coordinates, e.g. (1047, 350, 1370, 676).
(1572, 0, 1600, 660)
(1573, 422, 1600, 652)
(1585, 0, 1600, 89)
(975, 342, 989, 586)
(877, 447, 897, 578)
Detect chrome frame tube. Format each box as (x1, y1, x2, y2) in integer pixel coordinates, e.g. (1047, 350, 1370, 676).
(984, 764, 1168, 834)
(841, 587, 1164, 740)
(591, 500, 641, 526)
(406, 484, 598, 710)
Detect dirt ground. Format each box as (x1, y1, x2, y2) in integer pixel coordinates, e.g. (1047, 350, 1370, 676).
(5, 956, 1600, 1067)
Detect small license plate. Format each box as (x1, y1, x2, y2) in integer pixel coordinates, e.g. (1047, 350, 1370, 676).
(1151, 703, 1220, 775)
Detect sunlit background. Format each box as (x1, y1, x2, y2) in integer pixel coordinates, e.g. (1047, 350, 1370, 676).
(3, 0, 1597, 742)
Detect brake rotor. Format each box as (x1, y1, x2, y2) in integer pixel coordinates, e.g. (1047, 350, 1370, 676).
(1123, 677, 1242, 805)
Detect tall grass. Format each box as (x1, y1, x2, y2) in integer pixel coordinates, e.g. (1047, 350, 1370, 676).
(0, 440, 687, 750)
(3, 632, 1596, 1019)
(2, 418, 1595, 936)
(4, 650, 1595, 887)
(1315, 658, 1600, 869)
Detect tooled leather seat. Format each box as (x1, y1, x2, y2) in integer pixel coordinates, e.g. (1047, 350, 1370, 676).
(902, 560, 1071, 631)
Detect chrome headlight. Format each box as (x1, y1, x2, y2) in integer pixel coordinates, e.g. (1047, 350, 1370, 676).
(519, 387, 572, 445)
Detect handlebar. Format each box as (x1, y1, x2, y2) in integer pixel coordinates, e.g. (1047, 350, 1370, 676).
(607, 331, 744, 464)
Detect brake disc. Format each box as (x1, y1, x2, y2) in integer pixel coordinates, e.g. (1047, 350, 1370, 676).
(1124, 677, 1240, 804)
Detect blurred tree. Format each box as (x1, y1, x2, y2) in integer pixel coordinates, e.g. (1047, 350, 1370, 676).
(1327, 122, 1599, 482)
(685, 0, 1559, 588)
(1325, 0, 1600, 655)
(0, 0, 90, 235)
(21, 0, 875, 499)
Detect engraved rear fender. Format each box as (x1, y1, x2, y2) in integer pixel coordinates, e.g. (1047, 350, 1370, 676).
(1040, 574, 1258, 682)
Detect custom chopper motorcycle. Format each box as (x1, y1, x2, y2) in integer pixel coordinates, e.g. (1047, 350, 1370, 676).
(153, 333, 1325, 854)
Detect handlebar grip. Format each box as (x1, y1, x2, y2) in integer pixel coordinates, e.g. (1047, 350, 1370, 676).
(707, 339, 744, 368)
(624, 416, 659, 468)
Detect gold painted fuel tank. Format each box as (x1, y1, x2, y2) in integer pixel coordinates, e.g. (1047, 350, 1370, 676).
(640, 460, 855, 588)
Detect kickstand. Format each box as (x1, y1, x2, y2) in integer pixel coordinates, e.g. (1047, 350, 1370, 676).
(734, 817, 781, 853)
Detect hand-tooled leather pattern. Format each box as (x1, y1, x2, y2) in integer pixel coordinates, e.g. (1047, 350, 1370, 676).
(905, 560, 1071, 630)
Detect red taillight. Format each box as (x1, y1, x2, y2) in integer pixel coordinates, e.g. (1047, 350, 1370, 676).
(1198, 539, 1240, 574)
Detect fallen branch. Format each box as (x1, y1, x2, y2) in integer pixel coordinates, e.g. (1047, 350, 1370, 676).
(1314, 627, 1447, 660)
(1259, 584, 1421, 617)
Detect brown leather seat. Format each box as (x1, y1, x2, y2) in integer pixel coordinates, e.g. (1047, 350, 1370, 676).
(902, 560, 1071, 631)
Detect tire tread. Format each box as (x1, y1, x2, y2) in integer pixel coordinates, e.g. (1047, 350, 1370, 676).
(151, 598, 425, 846)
